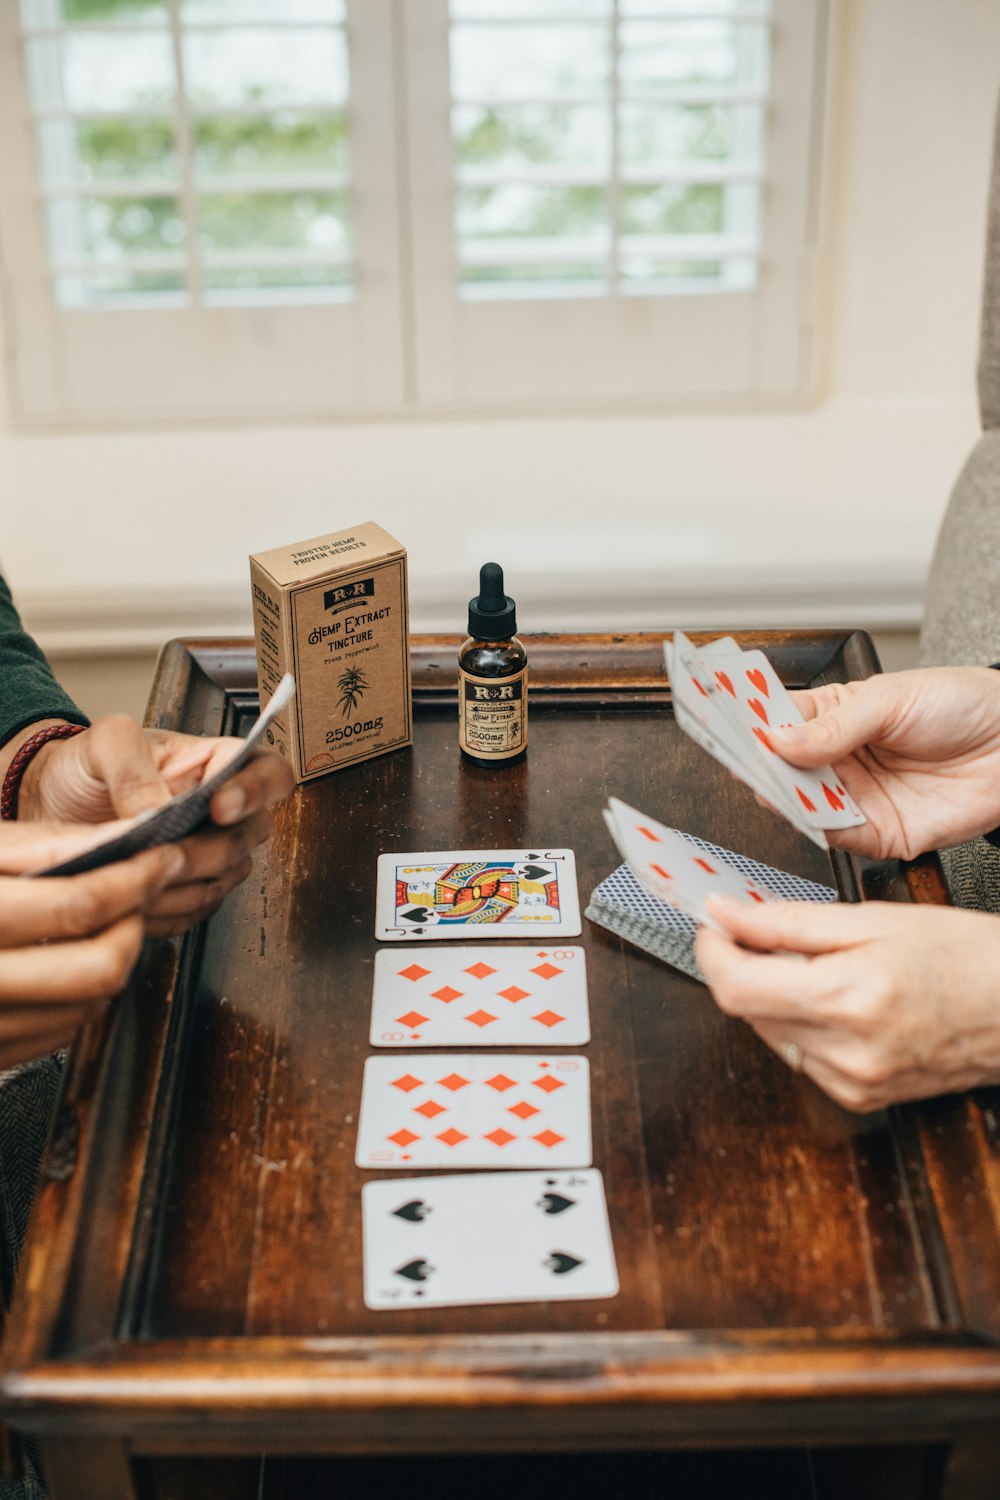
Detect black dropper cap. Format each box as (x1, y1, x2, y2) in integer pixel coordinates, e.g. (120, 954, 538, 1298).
(468, 561, 517, 640)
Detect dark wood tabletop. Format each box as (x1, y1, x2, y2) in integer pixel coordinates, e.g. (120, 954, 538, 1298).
(3, 632, 1000, 1500)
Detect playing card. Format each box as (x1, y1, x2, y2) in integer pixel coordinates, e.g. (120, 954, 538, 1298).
(32, 675, 296, 879)
(588, 873, 704, 979)
(374, 849, 581, 941)
(704, 648, 866, 836)
(690, 635, 739, 658)
(362, 1168, 618, 1309)
(370, 946, 589, 1047)
(668, 635, 770, 795)
(355, 1054, 591, 1169)
(604, 797, 782, 931)
(668, 635, 868, 850)
(587, 844, 836, 978)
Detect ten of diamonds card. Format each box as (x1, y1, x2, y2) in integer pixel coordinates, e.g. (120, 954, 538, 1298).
(355, 1054, 592, 1169)
(374, 849, 581, 940)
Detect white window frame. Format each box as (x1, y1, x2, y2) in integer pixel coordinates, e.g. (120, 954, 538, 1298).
(0, 0, 829, 425)
(0, 0, 406, 423)
(403, 0, 826, 409)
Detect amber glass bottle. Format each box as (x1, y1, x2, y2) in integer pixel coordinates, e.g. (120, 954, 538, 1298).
(458, 562, 527, 768)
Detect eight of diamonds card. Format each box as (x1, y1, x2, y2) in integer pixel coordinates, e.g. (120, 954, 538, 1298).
(370, 945, 590, 1047)
(374, 849, 581, 941)
(355, 1054, 591, 1169)
(362, 1169, 618, 1309)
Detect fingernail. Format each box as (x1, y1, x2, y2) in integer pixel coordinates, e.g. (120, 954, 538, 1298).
(772, 724, 804, 742)
(706, 893, 741, 910)
(215, 786, 246, 823)
(163, 846, 186, 880)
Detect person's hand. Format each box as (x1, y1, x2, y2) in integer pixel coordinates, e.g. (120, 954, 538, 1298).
(695, 894, 1000, 1112)
(18, 717, 294, 936)
(0, 822, 183, 1071)
(767, 667, 1000, 859)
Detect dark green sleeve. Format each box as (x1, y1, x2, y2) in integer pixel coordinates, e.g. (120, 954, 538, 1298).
(0, 575, 89, 748)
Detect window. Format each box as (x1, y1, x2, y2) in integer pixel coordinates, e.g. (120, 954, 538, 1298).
(0, 0, 828, 422)
(1, 0, 405, 418)
(23, 0, 355, 308)
(447, 0, 766, 301)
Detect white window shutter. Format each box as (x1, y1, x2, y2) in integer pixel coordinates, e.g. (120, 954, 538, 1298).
(0, 0, 406, 421)
(403, 0, 827, 408)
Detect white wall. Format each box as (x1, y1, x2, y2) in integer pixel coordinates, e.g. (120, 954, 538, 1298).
(2, 0, 999, 661)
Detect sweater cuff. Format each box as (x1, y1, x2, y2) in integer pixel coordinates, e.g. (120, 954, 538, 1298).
(985, 663, 1000, 848)
(0, 575, 90, 749)
(0, 708, 91, 753)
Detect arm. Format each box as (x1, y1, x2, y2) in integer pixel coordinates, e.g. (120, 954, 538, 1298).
(0, 573, 89, 794)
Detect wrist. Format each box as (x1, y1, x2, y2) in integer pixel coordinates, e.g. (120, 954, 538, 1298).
(0, 721, 86, 821)
(985, 664, 1000, 847)
(17, 736, 66, 819)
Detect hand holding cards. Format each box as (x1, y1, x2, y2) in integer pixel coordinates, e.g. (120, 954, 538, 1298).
(666, 632, 866, 850)
(32, 675, 296, 879)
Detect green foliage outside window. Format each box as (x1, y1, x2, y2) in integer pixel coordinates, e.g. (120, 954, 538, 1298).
(41, 5, 750, 297)
(193, 115, 350, 177)
(62, 0, 163, 18)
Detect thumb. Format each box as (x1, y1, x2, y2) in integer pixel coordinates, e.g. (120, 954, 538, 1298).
(81, 717, 173, 819)
(769, 687, 889, 769)
(704, 894, 880, 954)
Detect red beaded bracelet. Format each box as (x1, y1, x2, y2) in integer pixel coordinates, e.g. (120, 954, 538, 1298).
(0, 723, 87, 821)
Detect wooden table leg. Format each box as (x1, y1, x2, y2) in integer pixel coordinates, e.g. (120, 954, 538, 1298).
(37, 1437, 137, 1500)
(937, 1432, 1000, 1500)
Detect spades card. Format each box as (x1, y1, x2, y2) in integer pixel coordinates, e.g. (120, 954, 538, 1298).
(374, 849, 581, 941)
(370, 945, 590, 1047)
(33, 674, 296, 878)
(604, 797, 783, 931)
(362, 1169, 618, 1309)
(355, 1054, 591, 1169)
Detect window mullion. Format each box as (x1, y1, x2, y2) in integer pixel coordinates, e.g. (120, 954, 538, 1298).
(609, 0, 622, 297)
(164, 0, 200, 304)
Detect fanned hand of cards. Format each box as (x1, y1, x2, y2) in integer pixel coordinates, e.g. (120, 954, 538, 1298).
(666, 632, 865, 851)
(32, 674, 296, 879)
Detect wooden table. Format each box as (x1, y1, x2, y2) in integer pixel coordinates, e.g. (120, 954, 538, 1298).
(3, 632, 1000, 1500)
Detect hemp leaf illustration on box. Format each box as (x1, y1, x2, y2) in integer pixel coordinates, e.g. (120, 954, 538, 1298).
(337, 666, 369, 719)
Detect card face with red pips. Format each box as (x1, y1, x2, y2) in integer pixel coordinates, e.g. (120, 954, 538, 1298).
(604, 797, 782, 931)
(370, 946, 589, 1048)
(666, 634, 866, 850)
(355, 1054, 591, 1169)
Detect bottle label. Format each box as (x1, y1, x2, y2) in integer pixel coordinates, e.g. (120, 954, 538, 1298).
(458, 666, 528, 760)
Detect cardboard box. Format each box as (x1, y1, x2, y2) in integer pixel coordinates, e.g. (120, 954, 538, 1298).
(249, 523, 411, 781)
